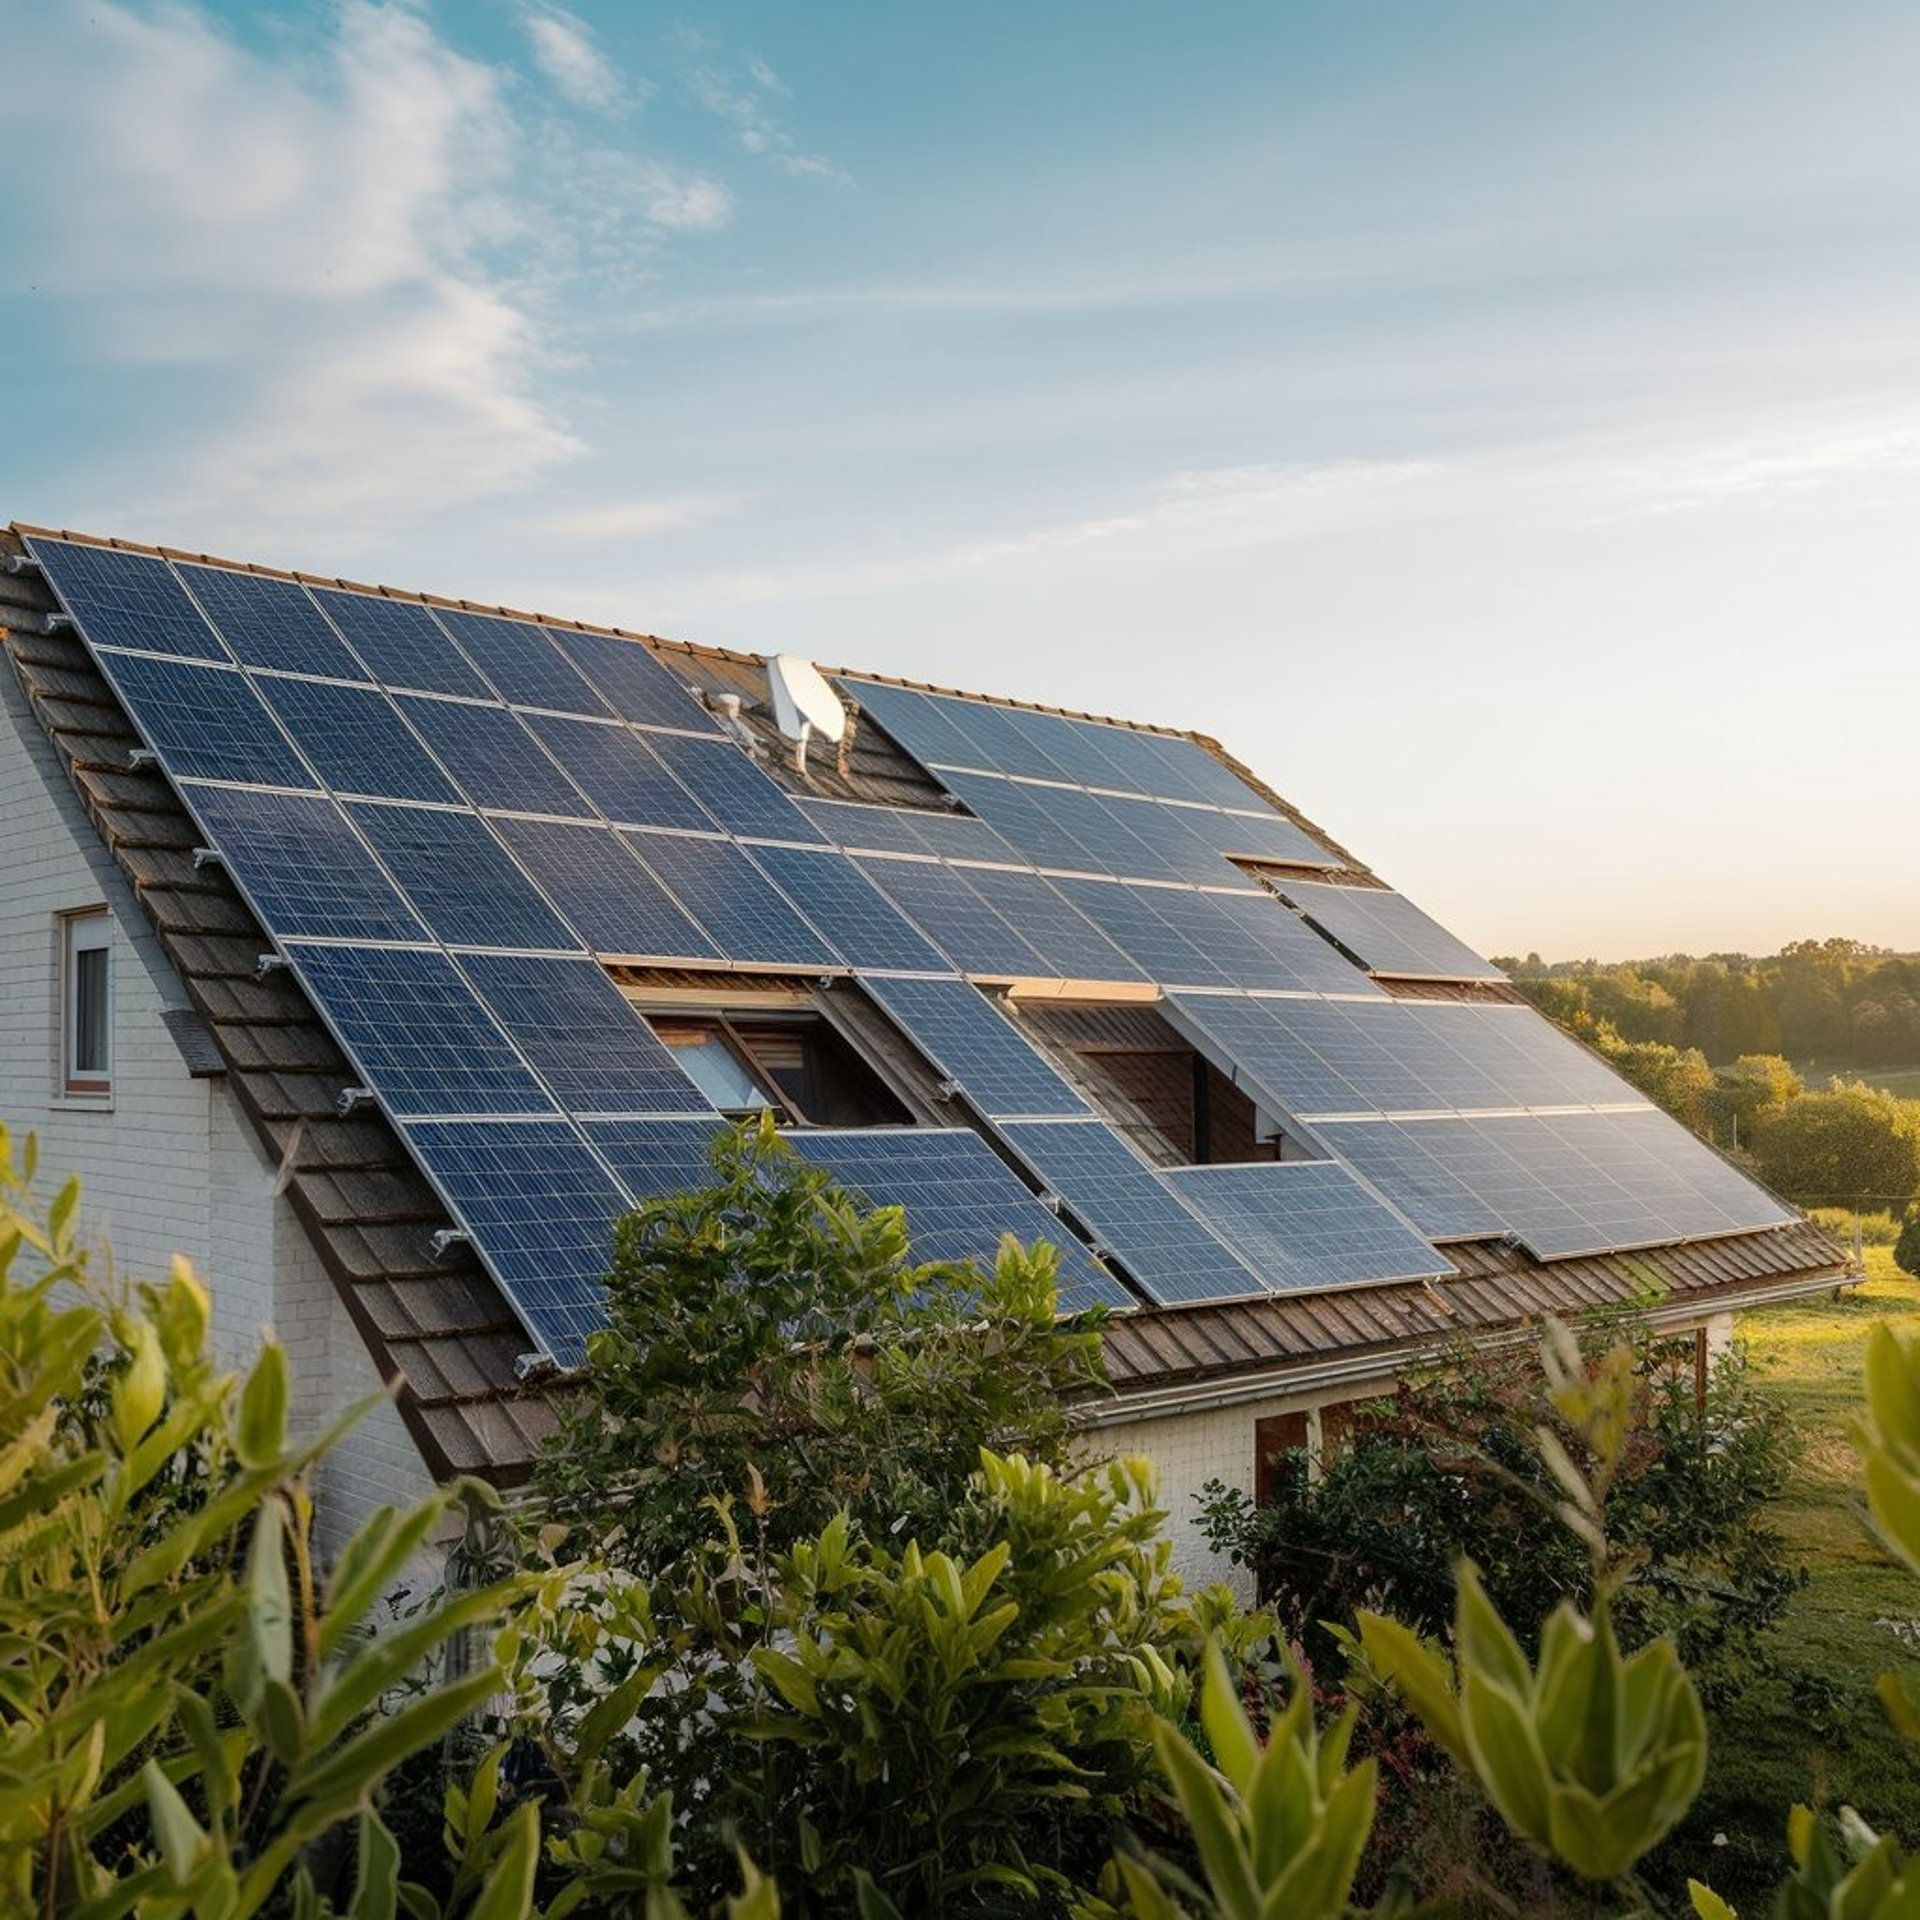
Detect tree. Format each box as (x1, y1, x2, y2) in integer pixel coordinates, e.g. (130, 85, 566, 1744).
(1707, 1053, 1805, 1148)
(1750, 1080, 1920, 1211)
(1604, 1038, 1718, 1131)
(535, 1117, 1107, 1575)
(1896, 1213, 1920, 1282)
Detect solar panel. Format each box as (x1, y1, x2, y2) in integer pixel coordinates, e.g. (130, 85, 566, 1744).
(179, 566, 365, 678)
(854, 857, 1049, 978)
(935, 771, 1108, 873)
(1129, 732, 1284, 813)
(310, 589, 492, 699)
(1182, 889, 1382, 994)
(347, 802, 580, 951)
(1162, 1161, 1451, 1292)
(1084, 792, 1240, 884)
(643, 732, 829, 844)
(284, 942, 556, 1118)
(1055, 880, 1236, 987)
(1274, 882, 1507, 982)
(1204, 809, 1345, 868)
(490, 818, 720, 960)
(525, 716, 715, 831)
(394, 696, 596, 818)
(797, 799, 939, 857)
(859, 976, 1091, 1119)
(623, 831, 840, 967)
(434, 608, 616, 718)
(786, 1127, 1135, 1313)
(956, 866, 1148, 982)
(29, 538, 228, 661)
(177, 784, 426, 942)
(995, 1120, 1266, 1306)
(459, 952, 716, 1115)
(92, 655, 313, 788)
(402, 1117, 629, 1365)
(253, 676, 462, 804)
(840, 679, 989, 770)
(581, 1116, 731, 1199)
(745, 845, 950, 973)
(548, 627, 723, 734)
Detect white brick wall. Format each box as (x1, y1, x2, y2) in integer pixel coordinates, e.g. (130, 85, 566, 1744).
(1, 665, 436, 1554)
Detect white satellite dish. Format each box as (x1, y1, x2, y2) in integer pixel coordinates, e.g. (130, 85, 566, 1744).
(766, 654, 848, 746)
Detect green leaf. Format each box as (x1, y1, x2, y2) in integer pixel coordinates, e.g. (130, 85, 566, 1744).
(1688, 1878, 1739, 1920)
(143, 1758, 209, 1886)
(466, 1801, 539, 1920)
(237, 1343, 290, 1470)
(353, 1813, 402, 1920)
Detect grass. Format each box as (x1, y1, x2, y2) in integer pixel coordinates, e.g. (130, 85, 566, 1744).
(1654, 1249, 1920, 1899)
(1792, 1059, 1920, 1100)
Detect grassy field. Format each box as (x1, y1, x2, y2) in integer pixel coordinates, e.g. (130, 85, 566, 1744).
(1793, 1060, 1920, 1100)
(1655, 1250, 1920, 1898)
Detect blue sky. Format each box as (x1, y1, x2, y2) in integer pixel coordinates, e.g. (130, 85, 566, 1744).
(4, 1, 1918, 961)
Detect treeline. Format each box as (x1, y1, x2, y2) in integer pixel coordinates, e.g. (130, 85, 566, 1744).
(1493, 937, 1920, 1215)
(1491, 935, 1920, 1067)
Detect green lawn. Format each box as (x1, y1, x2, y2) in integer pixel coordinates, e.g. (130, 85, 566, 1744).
(1654, 1251, 1920, 1899)
(1793, 1060, 1920, 1100)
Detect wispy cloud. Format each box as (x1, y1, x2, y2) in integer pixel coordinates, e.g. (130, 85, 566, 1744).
(519, 3, 629, 114)
(678, 33, 849, 184)
(528, 492, 747, 541)
(1626, 413, 1920, 515)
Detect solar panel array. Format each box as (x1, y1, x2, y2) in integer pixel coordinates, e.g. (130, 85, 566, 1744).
(30, 534, 1805, 1360)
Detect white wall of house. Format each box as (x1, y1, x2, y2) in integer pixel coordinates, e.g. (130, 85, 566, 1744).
(1, 666, 435, 1554)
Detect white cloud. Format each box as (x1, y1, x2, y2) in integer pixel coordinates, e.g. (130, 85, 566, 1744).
(520, 3, 626, 113)
(529, 492, 747, 541)
(681, 42, 848, 184)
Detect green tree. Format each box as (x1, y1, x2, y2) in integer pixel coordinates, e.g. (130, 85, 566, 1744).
(535, 1117, 1106, 1575)
(1707, 1054, 1805, 1149)
(1750, 1080, 1920, 1210)
(1604, 1038, 1718, 1131)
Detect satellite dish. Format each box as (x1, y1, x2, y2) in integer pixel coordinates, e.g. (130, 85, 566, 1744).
(766, 654, 848, 746)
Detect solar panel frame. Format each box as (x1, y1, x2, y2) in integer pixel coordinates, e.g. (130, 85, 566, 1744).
(524, 715, 716, 832)
(745, 844, 951, 973)
(29, 538, 231, 662)
(1276, 881, 1508, 982)
(859, 975, 1092, 1119)
(401, 1116, 630, 1365)
(458, 952, 717, 1116)
(310, 588, 493, 699)
(995, 1119, 1268, 1306)
(433, 608, 617, 718)
(252, 675, 463, 804)
(178, 565, 367, 678)
(785, 1126, 1135, 1313)
(622, 830, 841, 968)
(1162, 1160, 1452, 1292)
(489, 817, 720, 960)
(91, 655, 316, 788)
(642, 732, 830, 845)
(176, 783, 429, 942)
(837, 679, 986, 770)
(549, 627, 725, 734)
(347, 802, 582, 951)
(283, 942, 558, 1118)
(394, 696, 598, 818)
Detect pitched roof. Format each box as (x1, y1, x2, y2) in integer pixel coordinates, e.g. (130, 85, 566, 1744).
(1, 523, 1850, 1478)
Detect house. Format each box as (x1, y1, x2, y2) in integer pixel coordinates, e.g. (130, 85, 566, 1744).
(0, 524, 1848, 1586)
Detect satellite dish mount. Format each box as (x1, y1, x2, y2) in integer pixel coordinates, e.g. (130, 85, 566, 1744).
(765, 654, 848, 776)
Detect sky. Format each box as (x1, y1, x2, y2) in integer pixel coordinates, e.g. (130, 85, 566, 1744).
(2, 1, 1917, 963)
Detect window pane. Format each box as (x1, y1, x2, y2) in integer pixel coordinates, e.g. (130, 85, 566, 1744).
(656, 1024, 777, 1112)
(73, 945, 109, 1075)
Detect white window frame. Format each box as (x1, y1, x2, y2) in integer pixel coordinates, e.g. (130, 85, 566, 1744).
(59, 908, 113, 1103)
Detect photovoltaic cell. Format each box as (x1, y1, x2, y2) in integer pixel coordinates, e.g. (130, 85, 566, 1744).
(956, 866, 1148, 981)
(745, 845, 950, 972)
(1055, 880, 1236, 987)
(311, 589, 492, 698)
(401, 1117, 629, 1365)
(285, 943, 555, 1117)
(180, 566, 365, 678)
(1205, 809, 1345, 868)
(786, 1127, 1134, 1313)
(582, 1116, 731, 1200)
(1275, 882, 1507, 982)
(29, 539, 228, 661)
(93, 655, 314, 788)
(549, 627, 723, 733)
(859, 975, 1090, 1118)
(622, 830, 839, 967)
(253, 676, 461, 804)
(854, 857, 1048, 977)
(995, 1120, 1266, 1305)
(459, 953, 716, 1116)
(526, 716, 714, 831)
(177, 785, 424, 941)
(492, 817, 719, 960)
(797, 799, 938, 857)
(348, 803, 580, 951)
(936, 771, 1107, 873)
(907, 811, 1029, 864)
(644, 732, 828, 844)
(1180, 889, 1381, 994)
(394, 697, 595, 818)
(1162, 1161, 1450, 1292)
(434, 608, 615, 718)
